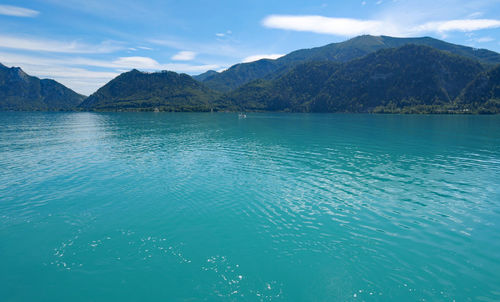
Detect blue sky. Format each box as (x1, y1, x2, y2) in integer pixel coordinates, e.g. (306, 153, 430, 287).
(1, 0, 500, 95)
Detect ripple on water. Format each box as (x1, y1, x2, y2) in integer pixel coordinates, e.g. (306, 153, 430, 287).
(1, 113, 500, 301)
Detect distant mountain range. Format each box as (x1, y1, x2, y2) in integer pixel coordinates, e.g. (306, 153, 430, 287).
(1, 35, 500, 113)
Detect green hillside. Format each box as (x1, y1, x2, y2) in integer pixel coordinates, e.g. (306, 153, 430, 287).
(79, 69, 219, 111)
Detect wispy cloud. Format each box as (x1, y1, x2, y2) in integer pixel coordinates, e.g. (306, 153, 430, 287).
(243, 54, 285, 63)
(0, 5, 39, 17)
(149, 37, 239, 58)
(469, 36, 495, 43)
(477, 36, 494, 43)
(110, 56, 218, 72)
(0, 52, 216, 71)
(415, 19, 500, 33)
(171, 51, 196, 61)
(262, 15, 500, 37)
(262, 15, 392, 36)
(0, 35, 122, 53)
(215, 30, 233, 38)
(113, 56, 160, 68)
(468, 12, 484, 18)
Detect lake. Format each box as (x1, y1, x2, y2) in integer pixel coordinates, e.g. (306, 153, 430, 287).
(1, 112, 499, 301)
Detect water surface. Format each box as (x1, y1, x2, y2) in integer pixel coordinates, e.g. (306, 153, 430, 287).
(1, 112, 499, 301)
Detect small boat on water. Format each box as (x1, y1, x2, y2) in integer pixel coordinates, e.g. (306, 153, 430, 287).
(238, 113, 247, 119)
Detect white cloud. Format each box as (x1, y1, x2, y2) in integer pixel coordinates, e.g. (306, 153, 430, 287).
(113, 56, 160, 69)
(215, 30, 232, 39)
(473, 36, 494, 43)
(149, 38, 185, 49)
(171, 51, 196, 61)
(262, 15, 392, 36)
(242, 54, 285, 63)
(0, 35, 122, 53)
(262, 15, 500, 37)
(0, 5, 39, 17)
(0, 52, 219, 73)
(415, 19, 500, 33)
(149, 37, 239, 58)
(468, 12, 484, 18)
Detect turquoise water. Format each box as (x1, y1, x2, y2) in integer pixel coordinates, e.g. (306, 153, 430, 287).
(1, 112, 500, 301)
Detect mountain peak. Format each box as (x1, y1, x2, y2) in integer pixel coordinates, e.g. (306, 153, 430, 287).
(5, 66, 30, 83)
(193, 70, 219, 82)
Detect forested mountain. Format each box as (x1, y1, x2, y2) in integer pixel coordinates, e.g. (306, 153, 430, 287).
(202, 59, 281, 92)
(79, 69, 219, 111)
(457, 64, 500, 113)
(201, 35, 500, 92)
(0, 63, 85, 111)
(310, 45, 485, 112)
(282, 35, 500, 66)
(223, 45, 487, 113)
(222, 61, 340, 111)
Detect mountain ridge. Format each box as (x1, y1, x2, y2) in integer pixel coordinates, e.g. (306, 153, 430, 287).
(0, 64, 85, 111)
(199, 35, 500, 92)
(222, 44, 488, 113)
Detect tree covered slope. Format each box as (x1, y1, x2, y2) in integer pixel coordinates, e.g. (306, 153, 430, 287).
(0, 63, 85, 111)
(79, 69, 219, 111)
(222, 45, 487, 113)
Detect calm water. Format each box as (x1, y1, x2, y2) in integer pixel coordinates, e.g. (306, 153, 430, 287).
(1, 112, 499, 301)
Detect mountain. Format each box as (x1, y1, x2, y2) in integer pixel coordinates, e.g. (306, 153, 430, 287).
(79, 69, 219, 111)
(0, 63, 85, 111)
(310, 45, 485, 112)
(201, 35, 500, 92)
(223, 45, 486, 113)
(458, 64, 500, 113)
(192, 70, 218, 81)
(282, 35, 500, 66)
(222, 61, 340, 111)
(202, 59, 280, 92)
